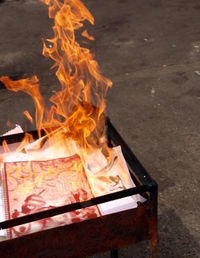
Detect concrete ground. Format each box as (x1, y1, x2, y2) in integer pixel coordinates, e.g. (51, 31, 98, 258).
(0, 0, 200, 257)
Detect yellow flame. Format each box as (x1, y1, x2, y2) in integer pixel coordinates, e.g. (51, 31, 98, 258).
(2, 140, 10, 153)
(24, 111, 34, 124)
(17, 133, 34, 152)
(81, 30, 94, 41)
(0, 0, 112, 158)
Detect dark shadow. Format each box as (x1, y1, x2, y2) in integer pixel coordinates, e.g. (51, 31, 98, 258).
(0, 81, 5, 90)
(158, 207, 200, 258)
(116, 207, 200, 258)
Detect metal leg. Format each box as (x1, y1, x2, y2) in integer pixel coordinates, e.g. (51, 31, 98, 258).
(149, 184, 158, 258)
(110, 249, 118, 258)
(149, 233, 158, 258)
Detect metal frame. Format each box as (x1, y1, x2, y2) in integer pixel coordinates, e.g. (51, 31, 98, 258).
(0, 118, 158, 258)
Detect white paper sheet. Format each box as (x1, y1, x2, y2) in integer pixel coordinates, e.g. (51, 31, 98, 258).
(85, 146, 145, 216)
(0, 124, 23, 237)
(0, 179, 6, 237)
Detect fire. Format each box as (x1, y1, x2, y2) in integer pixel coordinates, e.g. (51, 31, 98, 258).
(0, 1, 138, 236)
(24, 111, 33, 124)
(0, 0, 112, 159)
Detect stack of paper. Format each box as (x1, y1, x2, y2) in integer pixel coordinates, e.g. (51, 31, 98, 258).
(0, 126, 145, 240)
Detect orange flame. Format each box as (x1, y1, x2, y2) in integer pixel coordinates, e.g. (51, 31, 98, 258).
(0, 76, 45, 138)
(17, 133, 34, 152)
(0, 0, 112, 157)
(2, 140, 10, 153)
(24, 111, 33, 124)
(81, 30, 94, 41)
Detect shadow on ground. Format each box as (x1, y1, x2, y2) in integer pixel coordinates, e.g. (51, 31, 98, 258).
(91, 207, 200, 258)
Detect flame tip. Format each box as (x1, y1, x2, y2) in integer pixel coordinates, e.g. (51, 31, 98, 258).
(1, 0, 112, 158)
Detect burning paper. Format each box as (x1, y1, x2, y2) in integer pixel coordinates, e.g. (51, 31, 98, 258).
(0, 132, 143, 239)
(2, 155, 100, 239)
(0, 0, 144, 240)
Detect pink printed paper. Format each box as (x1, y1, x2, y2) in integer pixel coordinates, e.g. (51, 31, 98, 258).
(3, 155, 100, 238)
